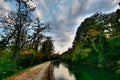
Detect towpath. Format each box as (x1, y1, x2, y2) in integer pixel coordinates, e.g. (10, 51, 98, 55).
(7, 61, 50, 80)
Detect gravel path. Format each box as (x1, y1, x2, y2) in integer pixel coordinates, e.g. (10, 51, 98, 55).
(8, 61, 50, 80)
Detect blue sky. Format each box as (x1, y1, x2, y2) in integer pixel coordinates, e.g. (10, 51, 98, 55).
(0, 0, 119, 54)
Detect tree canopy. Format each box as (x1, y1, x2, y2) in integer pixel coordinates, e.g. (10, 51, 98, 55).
(62, 11, 120, 69)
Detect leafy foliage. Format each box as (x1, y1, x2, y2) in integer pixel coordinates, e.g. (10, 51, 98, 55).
(62, 11, 120, 70)
(42, 37, 54, 60)
(72, 44, 91, 62)
(0, 50, 17, 79)
(0, 0, 55, 79)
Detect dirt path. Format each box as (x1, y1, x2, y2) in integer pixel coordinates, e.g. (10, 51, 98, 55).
(8, 61, 51, 80)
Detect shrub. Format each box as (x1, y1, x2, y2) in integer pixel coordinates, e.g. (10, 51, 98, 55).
(0, 51, 17, 79)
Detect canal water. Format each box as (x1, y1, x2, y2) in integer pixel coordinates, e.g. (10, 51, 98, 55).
(53, 62, 120, 80)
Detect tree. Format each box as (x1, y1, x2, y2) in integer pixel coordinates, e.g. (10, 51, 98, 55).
(42, 37, 54, 60)
(0, 0, 35, 57)
(29, 18, 49, 52)
(0, 0, 49, 59)
(63, 10, 120, 69)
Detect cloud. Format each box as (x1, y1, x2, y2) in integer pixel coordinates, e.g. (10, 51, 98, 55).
(0, 0, 118, 54)
(32, 0, 118, 54)
(0, 0, 11, 16)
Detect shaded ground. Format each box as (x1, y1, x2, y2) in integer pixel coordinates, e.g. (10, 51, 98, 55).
(8, 61, 50, 80)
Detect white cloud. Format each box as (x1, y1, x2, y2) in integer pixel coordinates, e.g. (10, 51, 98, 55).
(48, 0, 118, 53)
(0, 0, 118, 54)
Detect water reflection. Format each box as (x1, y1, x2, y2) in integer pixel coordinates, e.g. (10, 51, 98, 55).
(53, 62, 120, 80)
(53, 62, 76, 80)
(71, 64, 120, 80)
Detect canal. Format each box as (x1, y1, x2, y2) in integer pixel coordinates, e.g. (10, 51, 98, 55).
(53, 61, 120, 80)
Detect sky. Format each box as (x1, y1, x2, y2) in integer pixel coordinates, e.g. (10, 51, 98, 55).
(0, 0, 119, 54)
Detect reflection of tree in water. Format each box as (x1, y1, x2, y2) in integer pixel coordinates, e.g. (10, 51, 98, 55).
(53, 62, 76, 80)
(53, 61, 60, 68)
(61, 62, 76, 77)
(53, 62, 120, 80)
(61, 63, 68, 68)
(59, 62, 76, 77)
(67, 63, 75, 76)
(54, 61, 68, 68)
(69, 63, 120, 80)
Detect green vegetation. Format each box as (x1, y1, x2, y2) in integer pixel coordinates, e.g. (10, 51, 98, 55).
(0, 0, 120, 79)
(0, 50, 17, 79)
(54, 62, 120, 80)
(61, 11, 120, 72)
(0, 0, 56, 79)
(68, 63, 120, 80)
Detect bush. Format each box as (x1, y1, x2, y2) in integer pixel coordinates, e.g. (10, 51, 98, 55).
(18, 54, 33, 68)
(0, 51, 17, 79)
